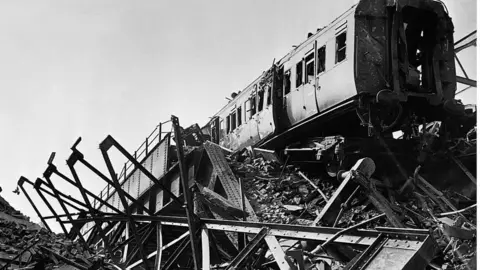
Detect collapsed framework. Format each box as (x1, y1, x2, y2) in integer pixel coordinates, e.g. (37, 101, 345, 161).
(12, 0, 478, 269)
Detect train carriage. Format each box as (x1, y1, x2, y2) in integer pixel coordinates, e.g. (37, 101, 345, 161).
(203, 0, 465, 154)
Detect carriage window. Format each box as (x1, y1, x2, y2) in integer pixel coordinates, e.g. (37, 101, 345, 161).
(231, 111, 236, 130)
(220, 119, 224, 134)
(305, 52, 315, 83)
(245, 100, 250, 120)
(284, 70, 291, 95)
(336, 32, 347, 63)
(317, 46, 326, 74)
(266, 85, 272, 106)
(296, 61, 303, 87)
(258, 89, 265, 112)
(226, 116, 230, 133)
(250, 95, 257, 116)
(237, 106, 242, 126)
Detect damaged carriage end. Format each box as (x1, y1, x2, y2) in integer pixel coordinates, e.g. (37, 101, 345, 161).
(354, 0, 466, 132)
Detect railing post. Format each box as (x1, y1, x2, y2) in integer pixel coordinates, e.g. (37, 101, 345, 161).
(158, 123, 162, 143)
(124, 163, 127, 182)
(145, 137, 149, 156)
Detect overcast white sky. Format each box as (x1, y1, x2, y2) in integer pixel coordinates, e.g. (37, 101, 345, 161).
(0, 0, 476, 233)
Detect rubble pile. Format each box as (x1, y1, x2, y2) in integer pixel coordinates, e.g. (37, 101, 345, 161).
(0, 194, 110, 270)
(228, 148, 477, 270)
(230, 157, 337, 225)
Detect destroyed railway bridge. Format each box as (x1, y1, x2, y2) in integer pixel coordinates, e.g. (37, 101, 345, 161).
(15, 111, 476, 269)
(13, 4, 478, 270)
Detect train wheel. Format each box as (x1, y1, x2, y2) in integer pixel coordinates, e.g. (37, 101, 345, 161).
(325, 161, 341, 178)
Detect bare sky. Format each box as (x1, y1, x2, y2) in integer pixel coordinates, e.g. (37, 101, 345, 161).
(0, 0, 476, 233)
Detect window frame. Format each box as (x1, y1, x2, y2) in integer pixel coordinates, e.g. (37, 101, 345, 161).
(266, 85, 272, 106)
(284, 69, 291, 95)
(237, 106, 242, 126)
(244, 99, 250, 120)
(257, 88, 265, 112)
(317, 45, 326, 74)
(225, 116, 230, 133)
(295, 60, 303, 88)
(230, 110, 237, 131)
(250, 86, 257, 117)
(219, 119, 224, 136)
(305, 51, 315, 83)
(335, 31, 347, 64)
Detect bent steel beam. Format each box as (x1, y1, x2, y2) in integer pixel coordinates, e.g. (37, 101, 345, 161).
(22, 176, 86, 211)
(454, 30, 477, 53)
(66, 213, 436, 270)
(162, 234, 192, 270)
(99, 135, 182, 205)
(99, 143, 150, 270)
(172, 115, 201, 270)
(45, 162, 124, 215)
(226, 227, 269, 270)
(68, 139, 150, 214)
(17, 177, 52, 232)
(42, 174, 88, 247)
(124, 223, 156, 267)
(33, 179, 69, 235)
(42, 153, 88, 246)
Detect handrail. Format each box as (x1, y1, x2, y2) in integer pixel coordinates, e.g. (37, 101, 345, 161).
(94, 122, 169, 209)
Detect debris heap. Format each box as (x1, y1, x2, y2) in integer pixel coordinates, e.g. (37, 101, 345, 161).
(0, 194, 110, 270)
(227, 145, 476, 270)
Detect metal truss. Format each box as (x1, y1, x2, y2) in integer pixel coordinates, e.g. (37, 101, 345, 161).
(18, 115, 438, 269)
(455, 30, 477, 92)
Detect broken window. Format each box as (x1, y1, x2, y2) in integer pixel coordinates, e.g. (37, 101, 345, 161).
(258, 89, 265, 112)
(317, 45, 326, 74)
(266, 85, 272, 106)
(237, 106, 242, 126)
(305, 52, 315, 83)
(284, 70, 291, 95)
(226, 116, 230, 133)
(336, 32, 347, 63)
(296, 61, 303, 87)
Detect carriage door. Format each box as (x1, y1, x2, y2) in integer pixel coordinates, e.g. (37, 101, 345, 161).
(303, 48, 318, 118)
(288, 59, 306, 124)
